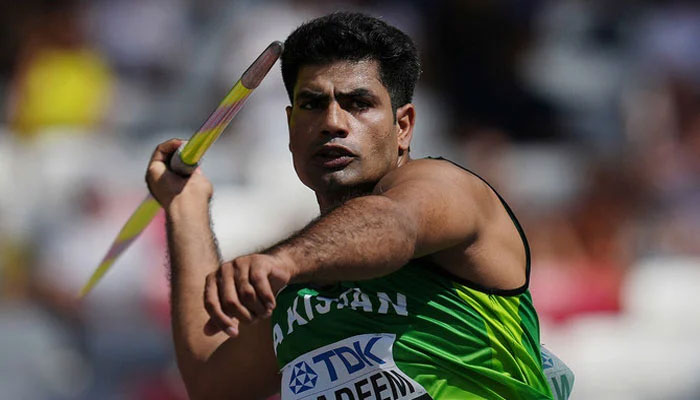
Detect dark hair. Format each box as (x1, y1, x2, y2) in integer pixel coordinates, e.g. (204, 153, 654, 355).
(281, 12, 421, 113)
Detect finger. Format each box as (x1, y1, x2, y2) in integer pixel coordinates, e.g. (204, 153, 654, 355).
(203, 273, 238, 337)
(151, 139, 184, 164)
(269, 269, 290, 297)
(234, 260, 267, 318)
(204, 316, 239, 337)
(249, 268, 276, 317)
(218, 263, 254, 323)
(146, 139, 184, 184)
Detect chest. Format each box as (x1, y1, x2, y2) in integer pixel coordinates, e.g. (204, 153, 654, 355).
(271, 284, 412, 363)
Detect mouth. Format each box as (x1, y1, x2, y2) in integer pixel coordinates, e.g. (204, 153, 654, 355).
(312, 145, 356, 169)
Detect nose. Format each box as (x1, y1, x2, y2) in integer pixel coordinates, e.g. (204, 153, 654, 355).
(320, 100, 349, 137)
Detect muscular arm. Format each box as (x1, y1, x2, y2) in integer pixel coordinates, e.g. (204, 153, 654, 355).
(167, 197, 279, 400)
(270, 158, 489, 284)
(269, 194, 417, 283)
(207, 159, 525, 339)
(148, 140, 279, 400)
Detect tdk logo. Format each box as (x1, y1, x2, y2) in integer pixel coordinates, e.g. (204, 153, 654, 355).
(281, 334, 431, 399)
(311, 336, 385, 382)
(289, 361, 318, 394)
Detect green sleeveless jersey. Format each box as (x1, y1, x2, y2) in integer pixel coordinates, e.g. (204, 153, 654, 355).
(270, 163, 553, 400)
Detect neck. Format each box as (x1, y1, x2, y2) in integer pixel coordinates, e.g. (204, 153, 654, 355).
(316, 153, 412, 214)
(316, 183, 375, 215)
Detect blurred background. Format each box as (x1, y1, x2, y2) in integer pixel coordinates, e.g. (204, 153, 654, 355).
(0, 0, 698, 399)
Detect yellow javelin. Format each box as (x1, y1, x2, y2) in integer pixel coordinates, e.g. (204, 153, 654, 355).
(80, 41, 283, 297)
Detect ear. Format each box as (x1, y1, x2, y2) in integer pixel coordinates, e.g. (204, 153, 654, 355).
(285, 105, 292, 124)
(395, 103, 415, 155)
(286, 105, 293, 152)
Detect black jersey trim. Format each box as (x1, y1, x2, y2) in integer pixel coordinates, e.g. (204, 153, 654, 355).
(422, 157, 531, 297)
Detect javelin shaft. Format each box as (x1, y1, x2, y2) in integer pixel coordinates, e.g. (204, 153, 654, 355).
(80, 195, 160, 297)
(80, 41, 283, 297)
(178, 41, 284, 167)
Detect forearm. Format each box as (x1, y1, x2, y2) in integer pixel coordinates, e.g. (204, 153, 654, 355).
(270, 195, 418, 284)
(165, 195, 224, 386)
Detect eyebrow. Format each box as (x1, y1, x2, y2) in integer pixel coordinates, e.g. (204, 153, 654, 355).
(295, 88, 379, 103)
(336, 88, 378, 102)
(295, 89, 328, 103)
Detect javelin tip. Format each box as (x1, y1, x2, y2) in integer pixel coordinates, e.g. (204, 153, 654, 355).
(241, 41, 284, 89)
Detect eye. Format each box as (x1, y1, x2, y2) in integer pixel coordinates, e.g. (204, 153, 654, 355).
(354, 101, 369, 109)
(349, 100, 371, 111)
(299, 101, 316, 110)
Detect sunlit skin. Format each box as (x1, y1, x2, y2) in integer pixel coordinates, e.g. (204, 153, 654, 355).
(286, 60, 413, 212)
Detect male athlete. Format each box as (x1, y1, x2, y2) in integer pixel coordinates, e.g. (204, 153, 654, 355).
(147, 12, 571, 400)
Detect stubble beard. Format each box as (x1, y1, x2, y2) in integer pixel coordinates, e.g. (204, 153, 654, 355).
(316, 164, 379, 214)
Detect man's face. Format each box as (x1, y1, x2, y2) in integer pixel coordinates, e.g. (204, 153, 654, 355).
(286, 60, 402, 195)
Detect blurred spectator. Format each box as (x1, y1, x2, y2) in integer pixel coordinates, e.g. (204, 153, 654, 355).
(624, 0, 700, 257)
(422, 0, 562, 142)
(5, 0, 112, 137)
(529, 161, 639, 323)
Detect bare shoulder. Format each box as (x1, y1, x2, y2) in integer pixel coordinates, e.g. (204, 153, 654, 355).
(375, 157, 526, 290)
(377, 157, 468, 182)
(375, 158, 498, 218)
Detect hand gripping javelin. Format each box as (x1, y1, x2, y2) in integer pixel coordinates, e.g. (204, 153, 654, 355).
(79, 41, 283, 297)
